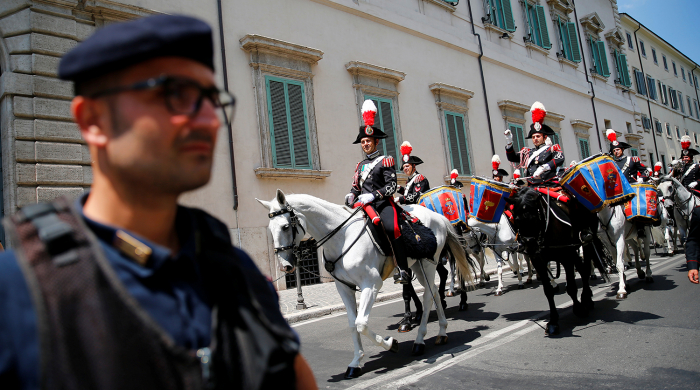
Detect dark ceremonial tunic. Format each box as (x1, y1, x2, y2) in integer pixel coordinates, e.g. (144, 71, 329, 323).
(686, 206, 700, 271)
(614, 156, 647, 183)
(676, 162, 700, 189)
(505, 143, 564, 183)
(350, 150, 401, 239)
(398, 173, 429, 204)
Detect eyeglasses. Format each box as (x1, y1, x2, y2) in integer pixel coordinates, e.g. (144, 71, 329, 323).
(90, 75, 236, 126)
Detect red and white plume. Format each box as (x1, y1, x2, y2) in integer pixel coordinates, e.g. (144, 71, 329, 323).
(606, 129, 619, 146)
(513, 169, 521, 179)
(681, 135, 691, 150)
(450, 169, 459, 184)
(492, 154, 501, 170)
(570, 160, 577, 168)
(361, 99, 377, 127)
(400, 141, 412, 163)
(530, 101, 547, 127)
(654, 161, 663, 172)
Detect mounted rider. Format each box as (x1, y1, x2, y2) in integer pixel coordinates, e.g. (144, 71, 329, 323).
(397, 141, 430, 204)
(607, 129, 650, 238)
(505, 102, 564, 186)
(491, 154, 509, 183)
(346, 100, 411, 284)
(671, 135, 700, 192)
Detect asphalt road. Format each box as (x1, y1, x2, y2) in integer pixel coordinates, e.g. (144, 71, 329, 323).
(293, 253, 700, 389)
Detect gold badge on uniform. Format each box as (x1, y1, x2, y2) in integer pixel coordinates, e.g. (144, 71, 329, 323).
(113, 230, 152, 266)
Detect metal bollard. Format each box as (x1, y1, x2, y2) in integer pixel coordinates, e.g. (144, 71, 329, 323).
(295, 259, 307, 310)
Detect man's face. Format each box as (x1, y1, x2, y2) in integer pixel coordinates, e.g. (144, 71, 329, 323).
(493, 176, 503, 182)
(613, 148, 623, 158)
(402, 163, 415, 176)
(683, 155, 692, 164)
(86, 57, 220, 195)
(361, 137, 378, 154)
(532, 133, 545, 147)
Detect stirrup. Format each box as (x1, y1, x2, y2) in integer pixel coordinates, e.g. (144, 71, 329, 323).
(580, 230, 593, 243)
(394, 270, 411, 284)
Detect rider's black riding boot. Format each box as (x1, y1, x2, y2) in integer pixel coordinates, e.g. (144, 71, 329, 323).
(392, 237, 411, 284)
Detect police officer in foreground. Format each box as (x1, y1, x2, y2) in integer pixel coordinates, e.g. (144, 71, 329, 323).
(671, 135, 700, 191)
(685, 206, 700, 284)
(396, 141, 430, 204)
(346, 100, 411, 284)
(0, 15, 316, 390)
(607, 129, 649, 238)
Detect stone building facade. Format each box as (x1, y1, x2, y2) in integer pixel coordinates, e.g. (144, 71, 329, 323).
(0, 0, 697, 289)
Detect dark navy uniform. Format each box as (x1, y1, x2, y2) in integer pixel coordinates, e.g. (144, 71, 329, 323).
(676, 162, 700, 189)
(614, 156, 647, 183)
(398, 173, 429, 204)
(505, 143, 564, 183)
(686, 206, 700, 271)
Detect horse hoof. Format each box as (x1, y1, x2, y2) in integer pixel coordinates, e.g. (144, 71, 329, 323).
(616, 292, 627, 299)
(545, 323, 560, 336)
(645, 276, 654, 283)
(411, 313, 423, 327)
(518, 284, 525, 290)
(525, 279, 533, 284)
(411, 343, 425, 356)
(484, 275, 491, 282)
(590, 274, 598, 280)
(479, 281, 485, 288)
(637, 270, 646, 279)
(459, 302, 468, 311)
(573, 304, 589, 318)
(434, 335, 449, 345)
(389, 338, 399, 353)
(442, 300, 447, 311)
(445, 291, 455, 297)
(494, 290, 503, 296)
(344, 366, 362, 379)
(398, 323, 412, 333)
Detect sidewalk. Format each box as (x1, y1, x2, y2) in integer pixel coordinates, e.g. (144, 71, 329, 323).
(279, 256, 511, 324)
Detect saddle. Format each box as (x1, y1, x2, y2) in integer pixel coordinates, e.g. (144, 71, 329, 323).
(362, 205, 438, 263)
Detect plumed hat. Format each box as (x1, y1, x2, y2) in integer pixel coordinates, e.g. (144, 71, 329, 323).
(654, 161, 663, 173)
(607, 129, 632, 153)
(400, 141, 424, 166)
(513, 169, 521, 179)
(526, 102, 556, 139)
(491, 155, 509, 177)
(353, 100, 388, 144)
(680, 135, 700, 157)
(450, 169, 463, 188)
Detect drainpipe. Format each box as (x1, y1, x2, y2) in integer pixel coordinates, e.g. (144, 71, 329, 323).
(217, 0, 239, 211)
(571, 0, 602, 151)
(466, 0, 495, 156)
(632, 22, 660, 160)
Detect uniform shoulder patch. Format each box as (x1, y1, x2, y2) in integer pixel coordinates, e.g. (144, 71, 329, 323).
(551, 144, 562, 152)
(632, 156, 640, 162)
(383, 156, 395, 167)
(417, 174, 425, 181)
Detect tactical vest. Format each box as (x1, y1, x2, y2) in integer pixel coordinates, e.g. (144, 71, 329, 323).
(3, 198, 299, 390)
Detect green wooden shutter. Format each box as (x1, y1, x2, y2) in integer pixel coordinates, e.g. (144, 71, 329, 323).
(446, 112, 472, 175)
(590, 37, 602, 74)
(619, 53, 631, 87)
(596, 41, 610, 77)
(500, 0, 516, 32)
(509, 123, 525, 153)
(367, 96, 398, 167)
(578, 138, 590, 159)
(567, 22, 581, 62)
(535, 5, 551, 49)
(267, 77, 312, 169)
(551, 132, 561, 148)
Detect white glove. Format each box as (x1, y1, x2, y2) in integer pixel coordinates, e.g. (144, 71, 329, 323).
(533, 166, 548, 179)
(504, 129, 513, 146)
(636, 177, 644, 183)
(690, 182, 698, 189)
(358, 193, 375, 205)
(345, 193, 355, 206)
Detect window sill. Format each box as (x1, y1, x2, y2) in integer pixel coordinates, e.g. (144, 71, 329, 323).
(442, 175, 472, 185)
(614, 82, 631, 92)
(423, 0, 456, 12)
(255, 167, 331, 180)
(484, 23, 514, 39)
(525, 41, 550, 55)
(591, 73, 609, 83)
(558, 56, 579, 69)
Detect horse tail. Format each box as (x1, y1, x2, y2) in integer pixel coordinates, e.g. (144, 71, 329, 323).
(445, 222, 477, 290)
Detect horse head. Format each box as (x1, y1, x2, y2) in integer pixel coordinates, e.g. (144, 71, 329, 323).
(656, 178, 675, 209)
(256, 189, 306, 274)
(505, 187, 544, 247)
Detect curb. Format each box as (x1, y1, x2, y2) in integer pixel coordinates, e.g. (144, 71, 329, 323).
(284, 264, 513, 324)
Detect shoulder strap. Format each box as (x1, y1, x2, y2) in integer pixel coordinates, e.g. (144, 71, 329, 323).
(359, 155, 385, 186)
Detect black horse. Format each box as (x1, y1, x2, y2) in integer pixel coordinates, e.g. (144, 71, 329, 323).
(506, 186, 608, 335)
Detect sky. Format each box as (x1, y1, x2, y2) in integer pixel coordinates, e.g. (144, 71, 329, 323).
(617, 0, 700, 65)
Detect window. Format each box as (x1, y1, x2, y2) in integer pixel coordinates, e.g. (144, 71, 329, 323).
(484, 0, 517, 32)
(634, 69, 647, 96)
(695, 75, 699, 89)
(523, 2, 551, 49)
(663, 55, 668, 71)
(649, 152, 654, 167)
(630, 148, 639, 157)
(589, 36, 610, 77)
(695, 99, 699, 119)
(614, 50, 631, 87)
(551, 132, 561, 148)
(665, 122, 672, 137)
(509, 123, 526, 152)
(695, 133, 699, 145)
(556, 17, 582, 62)
(690, 74, 694, 87)
(266, 76, 313, 169)
(652, 48, 658, 64)
(446, 111, 473, 175)
(626, 32, 633, 49)
(682, 67, 686, 81)
(661, 155, 667, 174)
(654, 119, 662, 135)
(688, 96, 692, 116)
(670, 88, 678, 109)
(647, 75, 657, 100)
(676, 126, 681, 138)
(626, 122, 632, 134)
(680, 92, 685, 113)
(659, 81, 669, 105)
(673, 61, 678, 76)
(366, 95, 399, 167)
(578, 138, 590, 159)
(639, 40, 646, 57)
(641, 115, 651, 130)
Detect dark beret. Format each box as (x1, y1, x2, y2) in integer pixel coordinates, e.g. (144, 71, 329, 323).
(58, 14, 214, 83)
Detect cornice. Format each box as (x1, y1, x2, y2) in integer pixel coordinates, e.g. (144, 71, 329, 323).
(429, 83, 475, 101)
(240, 34, 324, 64)
(497, 100, 530, 114)
(579, 12, 605, 35)
(570, 119, 594, 130)
(345, 61, 406, 83)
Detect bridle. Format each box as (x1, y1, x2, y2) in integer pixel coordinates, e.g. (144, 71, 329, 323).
(268, 204, 306, 264)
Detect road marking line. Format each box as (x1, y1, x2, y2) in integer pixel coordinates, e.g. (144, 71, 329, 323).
(347, 254, 684, 390)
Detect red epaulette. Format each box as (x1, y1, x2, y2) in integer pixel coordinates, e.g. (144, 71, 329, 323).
(632, 156, 640, 162)
(417, 174, 425, 181)
(551, 144, 562, 152)
(382, 156, 395, 167)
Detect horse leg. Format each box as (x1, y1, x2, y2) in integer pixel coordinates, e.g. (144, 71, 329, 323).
(478, 253, 487, 286)
(580, 245, 595, 311)
(458, 276, 468, 311)
(616, 233, 628, 299)
(436, 262, 448, 310)
(413, 262, 447, 354)
(532, 254, 559, 336)
(399, 282, 418, 333)
(524, 253, 533, 284)
(335, 282, 365, 377)
(355, 285, 397, 354)
(643, 232, 654, 283)
(447, 255, 457, 296)
(511, 251, 525, 289)
(494, 254, 504, 296)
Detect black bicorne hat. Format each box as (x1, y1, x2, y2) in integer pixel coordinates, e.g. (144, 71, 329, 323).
(680, 135, 700, 157)
(353, 100, 388, 144)
(606, 129, 631, 153)
(492, 168, 509, 178)
(402, 155, 424, 166)
(526, 123, 556, 139)
(681, 148, 700, 157)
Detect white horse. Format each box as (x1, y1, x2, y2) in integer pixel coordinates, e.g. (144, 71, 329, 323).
(658, 177, 699, 245)
(597, 205, 653, 299)
(257, 190, 475, 378)
(651, 197, 677, 255)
